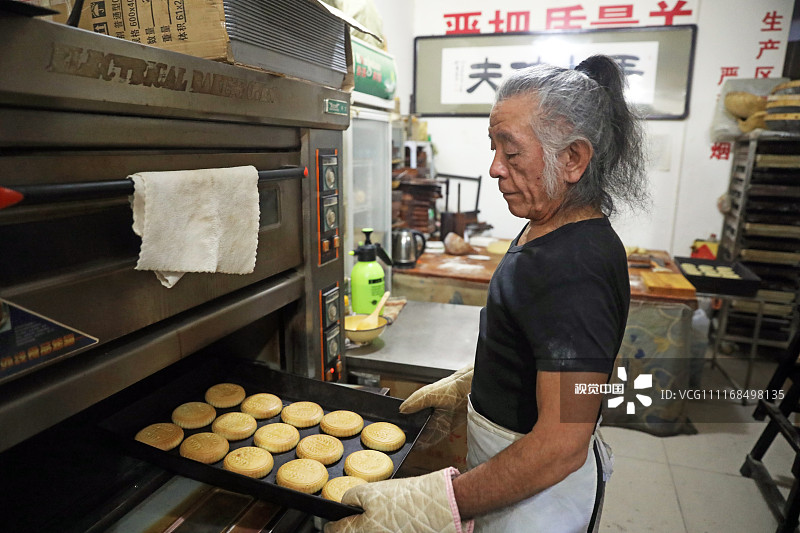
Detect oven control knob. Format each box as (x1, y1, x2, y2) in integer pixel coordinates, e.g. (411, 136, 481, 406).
(326, 208, 337, 228)
(327, 302, 338, 323)
(328, 337, 340, 358)
(325, 167, 337, 189)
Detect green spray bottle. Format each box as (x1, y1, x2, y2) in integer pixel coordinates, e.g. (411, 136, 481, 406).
(350, 228, 392, 314)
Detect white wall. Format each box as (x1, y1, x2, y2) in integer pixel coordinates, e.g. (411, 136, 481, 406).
(373, 0, 793, 253)
(671, 0, 792, 253)
(371, 0, 415, 114)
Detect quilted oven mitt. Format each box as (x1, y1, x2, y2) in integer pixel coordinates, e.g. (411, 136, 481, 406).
(324, 467, 473, 533)
(398, 364, 473, 449)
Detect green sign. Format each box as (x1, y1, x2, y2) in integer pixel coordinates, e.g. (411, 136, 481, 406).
(352, 37, 397, 101)
(324, 98, 349, 115)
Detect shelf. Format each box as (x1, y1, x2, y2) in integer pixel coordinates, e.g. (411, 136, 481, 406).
(756, 154, 800, 169)
(740, 249, 800, 266)
(749, 184, 800, 197)
(744, 223, 800, 239)
(716, 334, 790, 350)
(719, 134, 800, 354)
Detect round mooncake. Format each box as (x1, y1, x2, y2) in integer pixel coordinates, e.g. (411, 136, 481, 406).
(320, 410, 364, 438)
(205, 383, 246, 408)
(321, 476, 368, 502)
(296, 434, 344, 465)
(212, 412, 258, 441)
(361, 422, 406, 452)
(135, 422, 184, 451)
(253, 423, 301, 453)
(344, 450, 394, 482)
(171, 402, 216, 429)
(241, 393, 283, 419)
(179, 432, 229, 464)
(223, 446, 274, 478)
(276, 459, 329, 494)
(281, 401, 324, 428)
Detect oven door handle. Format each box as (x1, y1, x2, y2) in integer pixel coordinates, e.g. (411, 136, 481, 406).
(0, 166, 308, 209)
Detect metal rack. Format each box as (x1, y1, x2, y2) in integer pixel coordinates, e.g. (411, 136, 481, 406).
(717, 131, 800, 355)
(705, 292, 766, 403)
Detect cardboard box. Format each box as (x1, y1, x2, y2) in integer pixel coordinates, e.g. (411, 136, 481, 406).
(22, 0, 377, 91)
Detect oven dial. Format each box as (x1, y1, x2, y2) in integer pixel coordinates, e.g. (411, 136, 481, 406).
(325, 167, 337, 189)
(328, 337, 340, 359)
(322, 286, 340, 328)
(318, 153, 338, 192)
(327, 301, 338, 323)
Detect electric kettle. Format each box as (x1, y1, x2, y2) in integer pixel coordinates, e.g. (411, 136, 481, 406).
(392, 228, 426, 268)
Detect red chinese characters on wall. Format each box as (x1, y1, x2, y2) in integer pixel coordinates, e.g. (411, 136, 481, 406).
(717, 9, 784, 85)
(755, 66, 775, 78)
(545, 5, 587, 30)
(718, 67, 740, 86)
(648, 1, 692, 26)
(590, 5, 639, 26)
(442, 1, 694, 34)
(761, 10, 784, 32)
(443, 12, 482, 35)
(488, 10, 531, 33)
(710, 142, 731, 160)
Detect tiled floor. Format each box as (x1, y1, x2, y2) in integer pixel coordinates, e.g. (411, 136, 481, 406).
(599, 354, 795, 533)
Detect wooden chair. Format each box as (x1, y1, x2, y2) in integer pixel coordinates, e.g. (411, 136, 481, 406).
(741, 331, 800, 532)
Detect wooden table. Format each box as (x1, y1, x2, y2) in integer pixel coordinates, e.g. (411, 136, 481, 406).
(393, 247, 697, 309)
(628, 250, 698, 309)
(391, 246, 500, 306)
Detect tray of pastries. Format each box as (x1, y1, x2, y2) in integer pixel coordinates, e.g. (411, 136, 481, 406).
(99, 355, 431, 521)
(673, 256, 761, 297)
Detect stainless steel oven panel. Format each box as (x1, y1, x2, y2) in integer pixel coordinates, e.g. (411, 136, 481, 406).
(0, 271, 304, 452)
(1, 151, 304, 370)
(0, 16, 350, 131)
(0, 108, 301, 151)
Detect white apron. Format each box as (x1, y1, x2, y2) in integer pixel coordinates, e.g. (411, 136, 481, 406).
(466, 395, 613, 533)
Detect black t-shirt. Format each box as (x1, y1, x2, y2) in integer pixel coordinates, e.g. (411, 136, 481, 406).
(471, 217, 630, 434)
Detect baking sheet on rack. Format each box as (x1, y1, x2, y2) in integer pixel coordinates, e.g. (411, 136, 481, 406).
(99, 356, 431, 521)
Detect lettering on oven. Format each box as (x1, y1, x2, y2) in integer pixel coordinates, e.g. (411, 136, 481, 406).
(46, 42, 277, 103)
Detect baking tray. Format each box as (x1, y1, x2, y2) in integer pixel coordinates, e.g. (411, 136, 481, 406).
(99, 356, 432, 521)
(674, 257, 761, 297)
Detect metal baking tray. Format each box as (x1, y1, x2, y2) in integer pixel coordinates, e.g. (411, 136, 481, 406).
(674, 257, 761, 297)
(99, 356, 432, 521)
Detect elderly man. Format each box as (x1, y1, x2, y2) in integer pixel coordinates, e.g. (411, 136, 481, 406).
(326, 54, 648, 533)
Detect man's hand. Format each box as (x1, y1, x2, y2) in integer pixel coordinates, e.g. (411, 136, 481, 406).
(399, 364, 473, 449)
(324, 468, 473, 533)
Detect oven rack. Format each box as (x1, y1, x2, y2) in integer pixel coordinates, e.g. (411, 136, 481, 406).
(0, 166, 308, 210)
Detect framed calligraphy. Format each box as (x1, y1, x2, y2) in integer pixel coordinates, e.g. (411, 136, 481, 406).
(413, 25, 697, 119)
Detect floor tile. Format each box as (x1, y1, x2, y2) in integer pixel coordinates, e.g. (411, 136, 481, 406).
(600, 457, 686, 532)
(671, 464, 779, 533)
(664, 395, 778, 476)
(663, 423, 766, 476)
(599, 426, 669, 464)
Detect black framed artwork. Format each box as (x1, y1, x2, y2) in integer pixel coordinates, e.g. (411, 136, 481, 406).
(413, 25, 697, 120)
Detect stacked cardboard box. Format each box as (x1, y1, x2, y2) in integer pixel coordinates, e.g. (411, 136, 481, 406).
(24, 0, 377, 91)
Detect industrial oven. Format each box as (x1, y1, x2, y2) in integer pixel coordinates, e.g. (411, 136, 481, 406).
(0, 12, 354, 531)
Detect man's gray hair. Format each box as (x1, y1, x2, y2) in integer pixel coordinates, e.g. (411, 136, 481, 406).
(495, 55, 648, 216)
